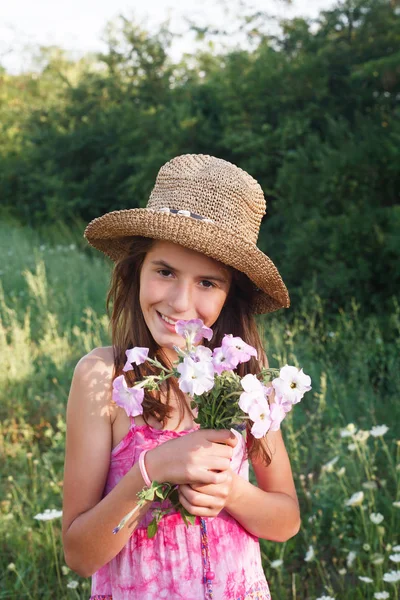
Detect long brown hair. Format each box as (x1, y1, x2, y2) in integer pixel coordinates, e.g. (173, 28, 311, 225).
(106, 236, 272, 466)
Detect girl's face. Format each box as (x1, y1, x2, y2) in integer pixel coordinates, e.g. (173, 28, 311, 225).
(139, 240, 232, 361)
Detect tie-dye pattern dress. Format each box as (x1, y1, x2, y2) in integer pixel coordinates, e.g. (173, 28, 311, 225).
(90, 417, 272, 600)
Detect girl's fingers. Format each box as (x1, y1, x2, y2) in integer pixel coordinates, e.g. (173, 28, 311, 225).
(179, 486, 223, 514)
(200, 429, 238, 448)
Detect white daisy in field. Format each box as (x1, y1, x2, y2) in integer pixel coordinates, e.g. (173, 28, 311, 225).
(370, 513, 384, 524)
(67, 581, 79, 589)
(270, 559, 283, 569)
(392, 545, 400, 552)
(383, 570, 400, 583)
(33, 508, 62, 521)
(347, 551, 357, 568)
(354, 430, 370, 443)
(340, 423, 357, 438)
(363, 480, 378, 490)
(304, 545, 315, 562)
(389, 554, 400, 563)
(359, 576, 373, 583)
(370, 425, 389, 437)
(374, 592, 390, 599)
(345, 491, 364, 507)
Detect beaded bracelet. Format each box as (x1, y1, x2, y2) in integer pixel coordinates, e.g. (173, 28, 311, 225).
(138, 450, 152, 487)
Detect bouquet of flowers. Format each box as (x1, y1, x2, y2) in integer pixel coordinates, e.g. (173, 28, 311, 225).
(112, 319, 311, 537)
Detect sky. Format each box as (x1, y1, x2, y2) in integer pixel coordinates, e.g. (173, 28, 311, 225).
(0, 0, 337, 73)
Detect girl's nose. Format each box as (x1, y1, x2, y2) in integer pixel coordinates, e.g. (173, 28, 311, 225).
(167, 280, 192, 314)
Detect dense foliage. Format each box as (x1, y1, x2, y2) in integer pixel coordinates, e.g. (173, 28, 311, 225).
(0, 0, 399, 316)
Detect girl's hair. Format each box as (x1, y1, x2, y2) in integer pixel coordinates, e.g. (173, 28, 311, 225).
(106, 236, 272, 466)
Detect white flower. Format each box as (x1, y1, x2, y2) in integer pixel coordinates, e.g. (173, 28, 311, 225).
(383, 570, 400, 583)
(304, 545, 315, 562)
(272, 365, 312, 405)
(389, 554, 400, 563)
(316, 596, 335, 600)
(337, 467, 346, 476)
(177, 356, 214, 396)
(374, 593, 390, 599)
(340, 423, 357, 437)
(239, 374, 268, 412)
(338, 568, 347, 575)
(34, 508, 63, 521)
(370, 425, 389, 437)
(345, 491, 364, 507)
(348, 443, 357, 451)
(364, 543, 371, 552)
(354, 430, 370, 443)
(358, 576, 373, 583)
(371, 553, 385, 565)
(347, 551, 357, 567)
(363, 481, 378, 490)
(393, 501, 400, 508)
(66, 581, 79, 589)
(270, 559, 283, 569)
(370, 513, 384, 524)
(392, 545, 400, 552)
(322, 456, 340, 473)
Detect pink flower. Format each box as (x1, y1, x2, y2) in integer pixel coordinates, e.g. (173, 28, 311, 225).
(221, 334, 257, 365)
(122, 347, 149, 372)
(272, 365, 312, 405)
(175, 319, 213, 345)
(177, 356, 215, 396)
(191, 345, 213, 363)
(112, 375, 144, 417)
(212, 346, 238, 374)
(239, 374, 269, 412)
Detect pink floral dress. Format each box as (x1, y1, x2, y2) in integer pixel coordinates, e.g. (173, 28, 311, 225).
(90, 417, 272, 600)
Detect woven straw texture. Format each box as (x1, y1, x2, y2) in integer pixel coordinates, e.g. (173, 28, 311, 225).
(84, 154, 290, 314)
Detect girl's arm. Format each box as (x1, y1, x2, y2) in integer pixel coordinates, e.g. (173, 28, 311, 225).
(224, 428, 301, 542)
(62, 350, 154, 578)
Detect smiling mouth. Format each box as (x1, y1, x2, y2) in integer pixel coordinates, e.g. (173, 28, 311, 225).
(157, 311, 178, 326)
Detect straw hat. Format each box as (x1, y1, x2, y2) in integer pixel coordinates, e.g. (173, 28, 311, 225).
(84, 154, 290, 314)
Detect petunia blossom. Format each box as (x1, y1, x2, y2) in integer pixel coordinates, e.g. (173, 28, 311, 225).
(272, 365, 312, 405)
(175, 319, 213, 345)
(190, 345, 213, 364)
(122, 347, 149, 371)
(212, 345, 240, 375)
(177, 356, 215, 396)
(112, 375, 144, 417)
(239, 374, 268, 413)
(248, 398, 272, 438)
(221, 334, 258, 365)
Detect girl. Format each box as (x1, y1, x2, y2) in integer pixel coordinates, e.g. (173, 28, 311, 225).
(61, 154, 300, 600)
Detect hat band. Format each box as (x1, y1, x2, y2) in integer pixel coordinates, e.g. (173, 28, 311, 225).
(157, 206, 215, 224)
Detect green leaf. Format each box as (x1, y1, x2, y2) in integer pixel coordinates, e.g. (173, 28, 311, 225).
(147, 518, 158, 538)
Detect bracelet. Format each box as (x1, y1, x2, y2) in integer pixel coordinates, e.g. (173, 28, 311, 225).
(138, 450, 152, 487)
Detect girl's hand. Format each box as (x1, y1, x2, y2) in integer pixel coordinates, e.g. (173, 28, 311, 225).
(146, 429, 237, 486)
(177, 470, 235, 517)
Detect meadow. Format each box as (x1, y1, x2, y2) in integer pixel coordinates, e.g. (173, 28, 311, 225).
(1, 221, 399, 599)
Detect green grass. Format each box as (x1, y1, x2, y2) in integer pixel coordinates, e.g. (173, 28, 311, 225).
(1, 221, 399, 599)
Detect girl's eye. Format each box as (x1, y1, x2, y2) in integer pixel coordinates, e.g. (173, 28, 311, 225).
(200, 280, 215, 289)
(157, 270, 215, 289)
(158, 269, 172, 277)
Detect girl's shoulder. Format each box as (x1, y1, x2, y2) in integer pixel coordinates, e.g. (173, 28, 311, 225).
(73, 345, 116, 420)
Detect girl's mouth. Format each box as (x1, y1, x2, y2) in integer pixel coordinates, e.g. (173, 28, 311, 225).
(156, 311, 178, 332)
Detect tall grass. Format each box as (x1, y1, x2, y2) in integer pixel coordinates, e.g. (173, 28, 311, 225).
(1, 222, 399, 599)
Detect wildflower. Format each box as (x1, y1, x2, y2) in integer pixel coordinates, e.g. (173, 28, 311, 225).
(175, 319, 213, 345)
(322, 456, 340, 473)
(371, 553, 385, 565)
(340, 423, 357, 437)
(359, 576, 373, 583)
(112, 376, 144, 417)
(304, 545, 315, 562)
(337, 467, 346, 476)
(383, 570, 400, 583)
(363, 481, 378, 490)
(393, 545, 400, 552)
(316, 596, 335, 600)
(272, 365, 311, 405)
(34, 508, 63, 521)
(364, 544, 371, 552)
(61, 566, 70, 575)
(221, 334, 257, 364)
(347, 551, 357, 567)
(348, 443, 357, 451)
(374, 593, 390, 599)
(393, 501, 400, 508)
(338, 568, 347, 575)
(7, 563, 16, 571)
(177, 356, 214, 396)
(270, 559, 283, 569)
(370, 425, 389, 437)
(370, 513, 384, 524)
(345, 491, 364, 507)
(354, 430, 370, 443)
(66, 581, 79, 589)
(389, 554, 400, 563)
(122, 347, 149, 371)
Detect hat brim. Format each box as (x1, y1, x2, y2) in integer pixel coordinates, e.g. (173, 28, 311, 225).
(84, 208, 290, 314)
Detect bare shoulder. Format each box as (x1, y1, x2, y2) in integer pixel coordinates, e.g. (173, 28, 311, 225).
(73, 346, 116, 420)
